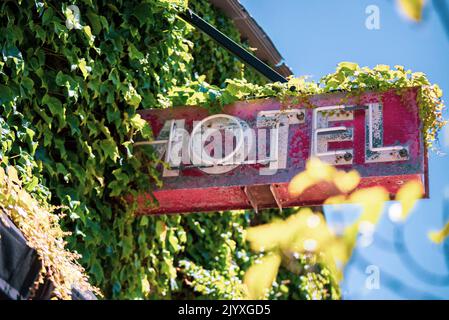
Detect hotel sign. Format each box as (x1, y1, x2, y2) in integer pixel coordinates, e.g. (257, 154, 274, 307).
(136, 87, 427, 214)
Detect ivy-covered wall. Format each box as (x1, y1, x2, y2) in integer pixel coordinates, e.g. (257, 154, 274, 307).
(0, 0, 336, 299)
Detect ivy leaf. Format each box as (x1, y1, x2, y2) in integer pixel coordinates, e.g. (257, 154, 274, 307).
(83, 26, 96, 46)
(78, 59, 91, 79)
(338, 62, 358, 70)
(42, 94, 65, 128)
(429, 221, 449, 244)
(20, 77, 34, 94)
(86, 11, 102, 35)
(155, 221, 167, 242)
(128, 43, 144, 61)
(42, 94, 62, 115)
(121, 236, 133, 258)
(168, 231, 179, 252)
(0, 84, 14, 104)
(124, 84, 142, 107)
(395, 180, 424, 220)
(129, 113, 146, 130)
(100, 138, 119, 162)
(42, 7, 54, 26)
(90, 260, 105, 283)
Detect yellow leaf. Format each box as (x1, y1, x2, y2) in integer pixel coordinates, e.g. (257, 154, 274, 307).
(6, 166, 19, 184)
(0, 166, 4, 183)
(246, 221, 291, 252)
(343, 224, 360, 253)
(288, 171, 317, 197)
(374, 64, 391, 72)
(324, 195, 347, 205)
(288, 157, 336, 197)
(244, 254, 281, 299)
(83, 25, 95, 45)
(306, 157, 336, 181)
(397, 0, 425, 22)
(321, 241, 348, 282)
(288, 209, 333, 252)
(396, 180, 424, 220)
(333, 170, 360, 193)
(349, 187, 389, 224)
(141, 275, 151, 295)
(428, 221, 449, 244)
(78, 59, 89, 79)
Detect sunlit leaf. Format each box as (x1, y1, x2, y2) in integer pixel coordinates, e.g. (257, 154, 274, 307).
(396, 180, 424, 220)
(324, 195, 347, 205)
(246, 221, 291, 252)
(288, 158, 336, 197)
(428, 221, 449, 244)
(0, 167, 5, 183)
(288, 210, 334, 254)
(306, 157, 336, 181)
(397, 0, 425, 22)
(338, 62, 359, 71)
(333, 170, 360, 193)
(288, 171, 318, 197)
(6, 166, 19, 184)
(244, 254, 281, 299)
(349, 187, 389, 224)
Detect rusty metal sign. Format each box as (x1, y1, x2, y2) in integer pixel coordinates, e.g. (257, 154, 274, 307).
(136, 87, 428, 215)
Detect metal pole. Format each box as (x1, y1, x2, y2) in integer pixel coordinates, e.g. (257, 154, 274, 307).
(179, 9, 288, 83)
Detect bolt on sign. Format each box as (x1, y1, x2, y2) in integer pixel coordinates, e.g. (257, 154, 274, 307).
(136, 87, 428, 215)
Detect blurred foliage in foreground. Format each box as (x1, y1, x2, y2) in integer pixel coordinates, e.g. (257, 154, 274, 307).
(0, 0, 330, 299)
(396, 0, 425, 22)
(243, 158, 424, 299)
(0, 0, 445, 300)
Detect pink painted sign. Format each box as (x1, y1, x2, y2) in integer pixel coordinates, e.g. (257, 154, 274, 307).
(136, 87, 428, 215)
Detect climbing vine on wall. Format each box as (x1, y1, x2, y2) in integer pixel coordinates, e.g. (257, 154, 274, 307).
(162, 62, 445, 149)
(1, 0, 443, 300)
(1, 0, 337, 299)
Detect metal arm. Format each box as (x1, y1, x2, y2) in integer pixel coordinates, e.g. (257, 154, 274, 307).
(179, 9, 288, 83)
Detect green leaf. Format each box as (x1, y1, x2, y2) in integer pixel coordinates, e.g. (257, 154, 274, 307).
(42, 94, 65, 127)
(338, 62, 359, 71)
(124, 84, 142, 107)
(128, 43, 144, 61)
(129, 113, 146, 130)
(0, 85, 14, 104)
(42, 94, 61, 115)
(21, 77, 34, 94)
(100, 138, 119, 162)
(86, 11, 102, 35)
(155, 221, 167, 242)
(42, 7, 54, 26)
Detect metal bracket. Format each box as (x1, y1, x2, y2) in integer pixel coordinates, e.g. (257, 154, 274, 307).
(243, 186, 258, 213)
(269, 184, 283, 212)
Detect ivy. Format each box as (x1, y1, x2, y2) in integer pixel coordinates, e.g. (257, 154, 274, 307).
(6, 0, 437, 301)
(0, 166, 99, 299)
(163, 63, 446, 150)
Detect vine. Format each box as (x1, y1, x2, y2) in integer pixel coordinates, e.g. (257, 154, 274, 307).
(162, 62, 446, 149)
(1, 0, 335, 299)
(2, 0, 443, 300)
(0, 166, 100, 299)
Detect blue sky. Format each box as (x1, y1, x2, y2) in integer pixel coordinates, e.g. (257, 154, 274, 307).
(240, 0, 449, 299)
